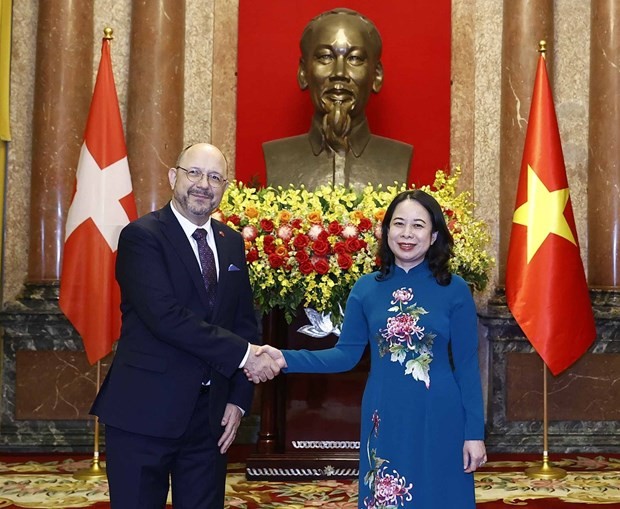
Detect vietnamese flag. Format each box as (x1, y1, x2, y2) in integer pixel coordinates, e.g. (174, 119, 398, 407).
(505, 54, 596, 376)
(59, 35, 138, 365)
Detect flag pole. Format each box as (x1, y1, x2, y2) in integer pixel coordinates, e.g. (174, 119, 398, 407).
(517, 42, 567, 481)
(524, 362, 566, 479)
(74, 359, 107, 480)
(71, 25, 118, 482)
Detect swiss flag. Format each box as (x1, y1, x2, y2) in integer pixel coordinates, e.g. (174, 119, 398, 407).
(505, 54, 596, 375)
(59, 36, 138, 365)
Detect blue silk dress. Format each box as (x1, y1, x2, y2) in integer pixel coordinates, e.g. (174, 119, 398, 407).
(282, 261, 484, 508)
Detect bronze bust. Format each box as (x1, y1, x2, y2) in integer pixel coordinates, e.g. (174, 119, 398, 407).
(263, 8, 413, 190)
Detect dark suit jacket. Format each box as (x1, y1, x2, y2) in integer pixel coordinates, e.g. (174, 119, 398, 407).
(91, 202, 258, 439)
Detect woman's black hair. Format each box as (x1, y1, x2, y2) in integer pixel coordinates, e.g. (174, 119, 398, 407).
(376, 189, 454, 285)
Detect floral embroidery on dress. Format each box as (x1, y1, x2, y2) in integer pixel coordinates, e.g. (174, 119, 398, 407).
(371, 410, 381, 438)
(364, 410, 413, 509)
(377, 287, 435, 388)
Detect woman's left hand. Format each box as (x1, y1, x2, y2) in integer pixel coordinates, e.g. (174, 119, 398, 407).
(463, 440, 487, 473)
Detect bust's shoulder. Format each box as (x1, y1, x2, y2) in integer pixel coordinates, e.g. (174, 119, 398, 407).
(367, 134, 413, 155)
(263, 134, 310, 154)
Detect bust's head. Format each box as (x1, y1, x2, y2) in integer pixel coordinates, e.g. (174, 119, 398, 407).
(297, 9, 384, 147)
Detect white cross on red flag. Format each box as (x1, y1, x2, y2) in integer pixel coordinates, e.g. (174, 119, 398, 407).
(59, 36, 137, 365)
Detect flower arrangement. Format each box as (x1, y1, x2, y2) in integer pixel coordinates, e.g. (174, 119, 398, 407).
(216, 167, 493, 324)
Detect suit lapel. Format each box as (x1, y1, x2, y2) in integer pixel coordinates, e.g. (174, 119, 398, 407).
(211, 220, 231, 319)
(158, 203, 212, 312)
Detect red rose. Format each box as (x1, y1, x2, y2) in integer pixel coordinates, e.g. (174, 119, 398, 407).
(327, 221, 343, 235)
(296, 250, 310, 263)
(337, 253, 354, 270)
(263, 235, 275, 245)
(358, 217, 372, 232)
(260, 219, 274, 232)
(313, 258, 330, 275)
(293, 234, 310, 249)
(344, 237, 361, 253)
(318, 230, 329, 242)
(291, 218, 303, 229)
(246, 248, 259, 263)
(334, 241, 347, 255)
(263, 242, 276, 254)
(299, 261, 314, 275)
(227, 214, 241, 226)
(268, 253, 285, 268)
(312, 239, 331, 256)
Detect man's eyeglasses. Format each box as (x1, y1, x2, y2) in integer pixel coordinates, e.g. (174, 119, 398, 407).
(176, 166, 227, 188)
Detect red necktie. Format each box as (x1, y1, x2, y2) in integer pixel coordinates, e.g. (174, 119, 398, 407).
(192, 228, 217, 315)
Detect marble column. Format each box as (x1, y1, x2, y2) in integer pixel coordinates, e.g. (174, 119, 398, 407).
(497, 0, 553, 282)
(211, 0, 239, 174)
(126, 0, 185, 215)
(28, 0, 94, 282)
(587, 0, 620, 287)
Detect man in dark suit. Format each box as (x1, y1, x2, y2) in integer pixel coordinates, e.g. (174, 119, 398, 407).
(92, 143, 280, 508)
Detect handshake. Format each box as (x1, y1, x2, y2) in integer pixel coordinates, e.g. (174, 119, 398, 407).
(243, 344, 287, 384)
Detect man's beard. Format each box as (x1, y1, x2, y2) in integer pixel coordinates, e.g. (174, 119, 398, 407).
(175, 188, 215, 219)
(321, 99, 355, 153)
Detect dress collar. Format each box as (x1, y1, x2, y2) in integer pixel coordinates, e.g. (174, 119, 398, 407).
(393, 259, 430, 275)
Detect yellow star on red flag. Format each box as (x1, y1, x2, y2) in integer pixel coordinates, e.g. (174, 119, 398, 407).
(506, 53, 595, 375)
(512, 165, 576, 263)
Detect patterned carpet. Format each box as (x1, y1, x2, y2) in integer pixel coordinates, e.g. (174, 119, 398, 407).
(0, 454, 618, 508)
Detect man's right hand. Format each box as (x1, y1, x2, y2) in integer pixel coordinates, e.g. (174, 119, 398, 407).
(244, 344, 282, 383)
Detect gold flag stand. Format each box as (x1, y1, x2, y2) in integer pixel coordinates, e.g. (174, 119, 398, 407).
(74, 359, 107, 480)
(524, 363, 566, 480)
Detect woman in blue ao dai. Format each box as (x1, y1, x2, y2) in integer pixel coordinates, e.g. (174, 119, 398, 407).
(257, 190, 487, 508)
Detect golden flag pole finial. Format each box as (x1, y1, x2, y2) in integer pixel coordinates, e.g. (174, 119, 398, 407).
(103, 27, 114, 40)
(538, 40, 547, 58)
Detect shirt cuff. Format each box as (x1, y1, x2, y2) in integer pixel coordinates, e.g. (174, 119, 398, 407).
(239, 343, 251, 368)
